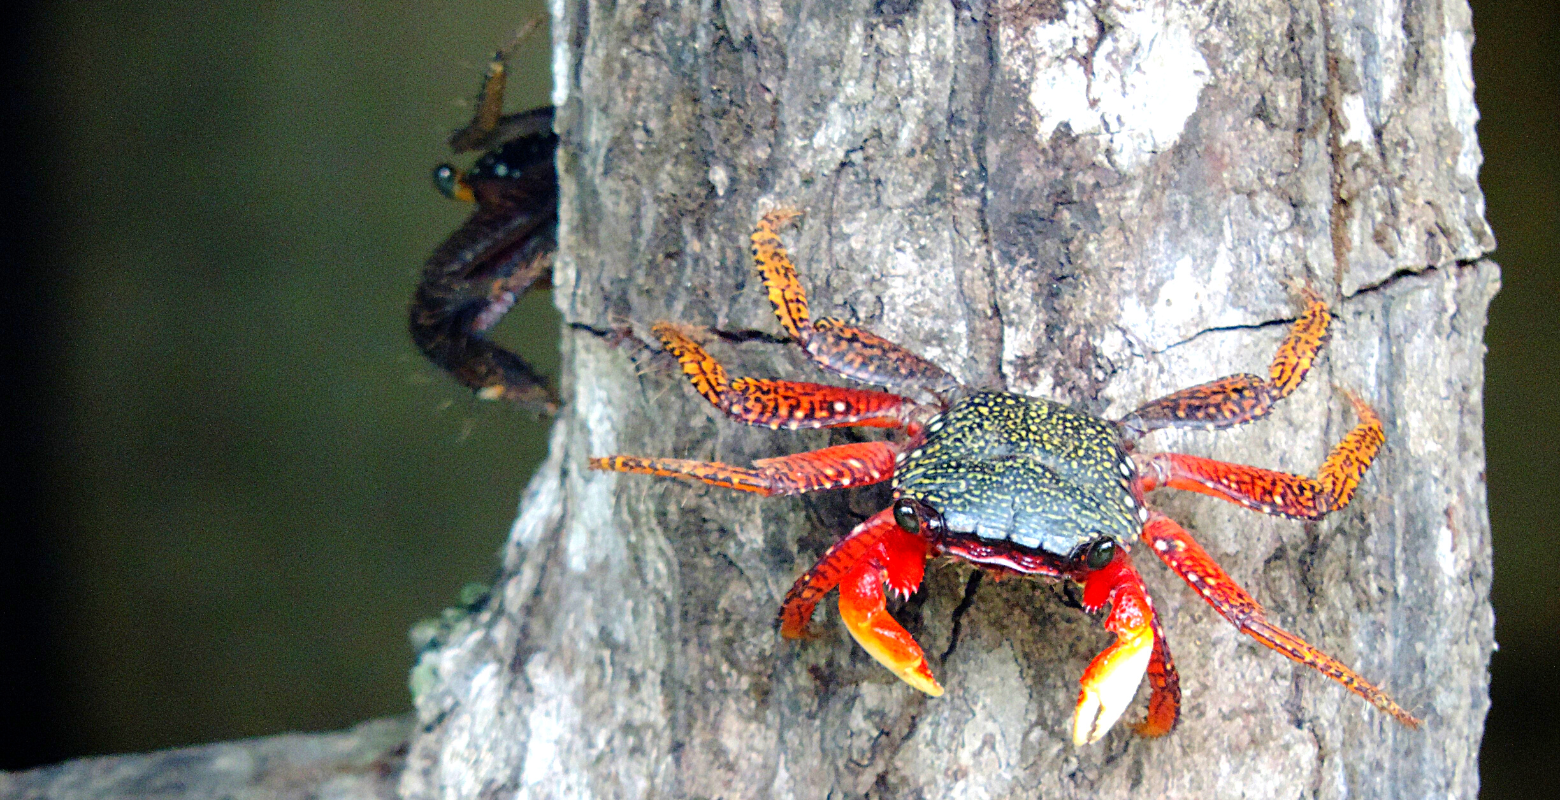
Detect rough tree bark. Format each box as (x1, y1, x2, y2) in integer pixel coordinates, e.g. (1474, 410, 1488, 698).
(402, 0, 1495, 797)
(0, 718, 409, 800)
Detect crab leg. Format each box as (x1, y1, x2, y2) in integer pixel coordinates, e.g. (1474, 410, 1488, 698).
(1073, 550, 1179, 744)
(779, 508, 941, 696)
(1139, 514, 1420, 727)
(1137, 391, 1383, 519)
(591, 441, 897, 496)
(443, 19, 548, 155)
(650, 323, 913, 429)
(1138, 613, 1182, 737)
(1120, 289, 1330, 437)
(752, 209, 960, 398)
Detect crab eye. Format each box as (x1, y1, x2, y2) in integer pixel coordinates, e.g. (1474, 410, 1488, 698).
(433, 164, 475, 202)
(433, 164, 460, 197)
(1084, 538, 1117, 570)
(892, 499, 921, 534)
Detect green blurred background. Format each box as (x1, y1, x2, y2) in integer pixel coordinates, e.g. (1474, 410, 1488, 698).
(0, 1, 1552, 797)
(2, 0, 559, 762)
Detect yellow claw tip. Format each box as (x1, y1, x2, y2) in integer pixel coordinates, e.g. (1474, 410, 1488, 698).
(1072, 631, 1154, 746)
(1072, 687, 1122, 746)
(842, 606, 943, 699)
(856, 636, 943, 697)
(901, 666, 943, 697)
(1071, 697, 1103, 746)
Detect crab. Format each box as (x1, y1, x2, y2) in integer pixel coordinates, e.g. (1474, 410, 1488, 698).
(591, 209, 1421, 744)
(409, 41, 559, 413)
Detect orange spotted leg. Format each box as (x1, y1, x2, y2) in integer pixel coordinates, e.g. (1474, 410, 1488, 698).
(590, 441, 897, 496)
(779, 508, 941, 696)
(649, 323, 914, 430)
(1073, 550, 1180, 743)
(1139, 514, 1419, 727)
(751, 209, 960, 398)
(1137, 391, 1384, 519)
(1120, 289, 1331, 438)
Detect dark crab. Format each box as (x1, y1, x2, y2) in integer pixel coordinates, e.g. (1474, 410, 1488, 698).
(409, 42, 559, 413)
(592, 209, 1420, 744)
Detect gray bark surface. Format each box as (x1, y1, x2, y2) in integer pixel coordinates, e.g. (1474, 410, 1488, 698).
(0, 717, 409, 800)
(404, 1, 1496, 798)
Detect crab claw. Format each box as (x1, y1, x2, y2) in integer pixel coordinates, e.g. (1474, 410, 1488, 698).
(1072, 551, 1161, 745)
(839, 558, 943, 697)
(780, 508, 940, 695)
(1072, 613, 1153, 744)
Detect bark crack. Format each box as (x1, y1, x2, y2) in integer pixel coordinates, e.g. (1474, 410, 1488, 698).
(1143, 259, 1460, 359)
(940, 570, 985, 663)
(1148, 315, 1310, 358)
(569, 321, 791, 347)
(1318, 0, 1354, 289)
(972, 9, 1005, 389)
(1346, 256, 1480, 298)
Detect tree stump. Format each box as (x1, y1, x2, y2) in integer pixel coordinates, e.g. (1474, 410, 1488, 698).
(402, 1, 1496, 797)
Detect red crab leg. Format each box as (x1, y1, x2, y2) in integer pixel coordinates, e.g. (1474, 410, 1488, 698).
(1137, 613, 1181, 737)
(651, 323, 913, 429)
(591, 441, 897, 497)
(1072, 550, 1179, 744)
(751, 209, 960, 397)
(1139, 514, 1420, 727)
(779, 508, 941, 696)
(1120, 289, 1330, 437)
(1137, 391, 1384, 519)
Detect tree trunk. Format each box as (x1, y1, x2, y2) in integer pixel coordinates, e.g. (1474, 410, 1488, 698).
(402, 1, 1495, 797)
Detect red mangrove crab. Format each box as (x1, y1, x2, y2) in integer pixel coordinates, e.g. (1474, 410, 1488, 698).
(591, 209, 1420, 744)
